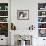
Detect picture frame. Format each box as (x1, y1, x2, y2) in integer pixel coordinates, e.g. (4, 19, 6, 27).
(17, 10, 29, 20)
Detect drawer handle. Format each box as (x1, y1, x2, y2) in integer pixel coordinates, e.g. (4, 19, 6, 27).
(43, 39, 45, 40)
(1, 39, 3, 40)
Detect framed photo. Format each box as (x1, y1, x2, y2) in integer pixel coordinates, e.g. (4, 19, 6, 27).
(17, 10, 29, 20)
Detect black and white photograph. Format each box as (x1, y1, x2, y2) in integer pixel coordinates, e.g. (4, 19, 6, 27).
(17, 10, 29, 20)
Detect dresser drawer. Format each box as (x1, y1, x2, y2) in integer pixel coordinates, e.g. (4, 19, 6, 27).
(0, 35, 8, 45)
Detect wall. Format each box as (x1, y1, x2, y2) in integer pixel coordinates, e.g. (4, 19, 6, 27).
(11, 0, 38, 30)
(11, 0, 46, 30)
(11, 0, 46, 46)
